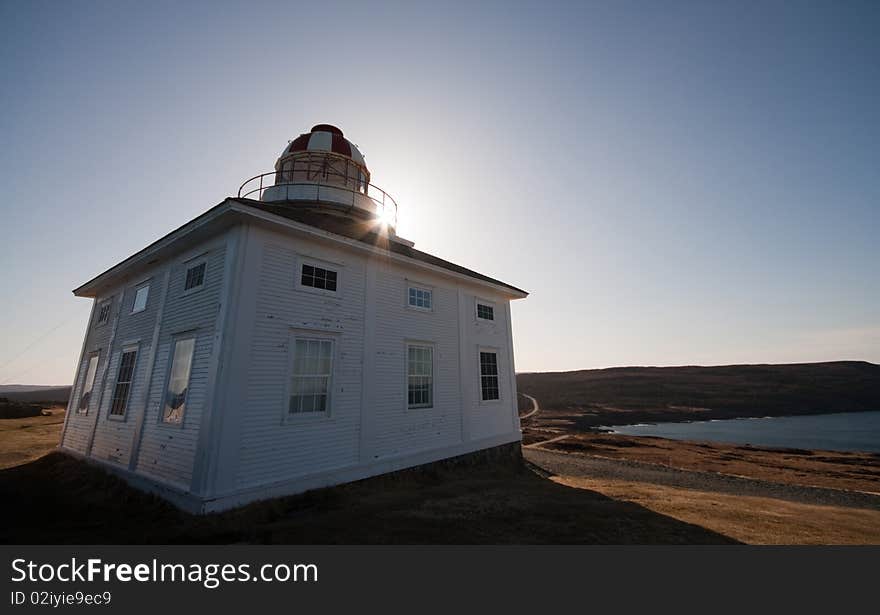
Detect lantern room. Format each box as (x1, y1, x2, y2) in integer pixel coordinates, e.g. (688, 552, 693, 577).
(239, 124, 397, 231)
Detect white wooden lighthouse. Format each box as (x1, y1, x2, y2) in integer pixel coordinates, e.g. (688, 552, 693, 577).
(60, 125, 528, 513)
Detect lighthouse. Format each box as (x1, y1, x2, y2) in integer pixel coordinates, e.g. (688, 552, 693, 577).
(60, 124, 528, 513)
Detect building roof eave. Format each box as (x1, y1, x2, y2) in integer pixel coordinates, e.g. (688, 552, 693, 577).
(73, 198, 529, 300)
(227, 199, 529, 299)
(72, 199, 239, 297)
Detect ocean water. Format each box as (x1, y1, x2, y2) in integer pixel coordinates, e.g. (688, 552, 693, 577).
(606, 410, 880, 453)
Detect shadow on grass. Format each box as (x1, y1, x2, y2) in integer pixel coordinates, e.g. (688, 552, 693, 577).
(0, 452, 738, 544)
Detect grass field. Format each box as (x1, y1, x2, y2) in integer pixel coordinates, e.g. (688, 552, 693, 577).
(541, 432, 880, 494)
(2, 408, 878, 544)
(552, 475, 880, 545)
(0, 414, 732, 544)
(0, 407, 66, 470)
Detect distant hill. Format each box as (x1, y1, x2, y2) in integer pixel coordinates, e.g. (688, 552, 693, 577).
(0, 385, 53, 393)
(0, 385, 71, 404)
(517, 361, 880, 425)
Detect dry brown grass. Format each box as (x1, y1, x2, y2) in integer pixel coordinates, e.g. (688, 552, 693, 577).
(0, 407, 65, 470)
(0, 452, 737, 544)
(544, 433, 880, 494)
(4, 407, 876, 544)
(553, 475, 880, 545)
(0, 411, 737, 544)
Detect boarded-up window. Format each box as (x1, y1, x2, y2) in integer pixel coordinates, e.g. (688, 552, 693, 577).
(132, 285, 150, 313)
(163, 337, 195, 424)
(78, 353, 100, 414)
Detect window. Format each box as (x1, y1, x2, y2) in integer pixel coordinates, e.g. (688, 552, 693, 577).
(109, 347, 138, 417)
(78, 353, 100, 414)
(408, 286, 432, 310)
(96, 301, 112, 325)
(289, 338, 334, 414)
(300, 263, 337, 292)
(476, 301, 495, 321)
(162, 337, 195, 424)
(132, 285, 149, 313)
(479, 351, 500, 401)
(407, 344, 434, 408)
(184, 262, 206, 292)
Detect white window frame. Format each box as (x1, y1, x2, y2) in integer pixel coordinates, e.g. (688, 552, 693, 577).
(478, 347, 502, 404)
(405, 341, 435, 410)
(406, 282, 434, 312)
(77, 351, 101, 415)
(131, 283, 150, 314)
(282, 331, 338, 423)
(475, 298, 496, 322)
(108, 343, 139, 420)
(182, 257, 208, 296)
(96, 300, 112, 326)
(160, 334, 197, 427)
(294, 256, 343, 298)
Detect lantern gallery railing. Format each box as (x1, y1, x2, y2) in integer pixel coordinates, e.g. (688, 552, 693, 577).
(238, 169, 399, 228)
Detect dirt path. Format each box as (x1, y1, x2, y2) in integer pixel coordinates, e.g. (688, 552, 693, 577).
(524, 435, 568, 449)
(524, 447, 880, 511)
(519, 393, 539, 420)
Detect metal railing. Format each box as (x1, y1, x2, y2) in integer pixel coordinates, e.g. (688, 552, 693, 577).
(238, 169, 398, 228)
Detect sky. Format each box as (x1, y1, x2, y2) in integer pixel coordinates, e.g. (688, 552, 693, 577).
(1, 0, 878, 384)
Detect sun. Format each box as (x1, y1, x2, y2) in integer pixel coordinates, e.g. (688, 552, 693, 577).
(377, 204, 397, 228)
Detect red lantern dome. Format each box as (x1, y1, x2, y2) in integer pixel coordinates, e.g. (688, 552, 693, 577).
(238, 124, 397, 231)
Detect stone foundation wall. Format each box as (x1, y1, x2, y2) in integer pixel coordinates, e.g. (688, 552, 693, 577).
(363, 441, 524, 483)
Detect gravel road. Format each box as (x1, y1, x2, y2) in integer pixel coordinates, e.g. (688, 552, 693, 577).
(524, 447, 880, 511)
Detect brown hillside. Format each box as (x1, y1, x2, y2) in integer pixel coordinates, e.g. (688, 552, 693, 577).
(517, 361, 880, 425)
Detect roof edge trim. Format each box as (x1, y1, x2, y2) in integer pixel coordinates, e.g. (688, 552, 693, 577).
(73, 198, 529, 300)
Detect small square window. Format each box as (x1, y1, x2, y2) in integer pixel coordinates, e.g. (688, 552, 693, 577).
(300, 262, 339, 293)
(96, 301, 112, 326)
(407, 286, 432, 310)
(477, 302, 494, 321)
(184, 262, 206, 292)
(132, 285, 149, 313)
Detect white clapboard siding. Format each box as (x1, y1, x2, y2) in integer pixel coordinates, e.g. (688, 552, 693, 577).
(235, 229, 366, 489)
(369, 263, 462, 458)
(88, 270, 165, 466)
(64, 210, 522, 510)
(464, 290, 516, 441)
(132, 239, 227, 490)
(228, 225, 519, 494)
(61, 291, 121, 454)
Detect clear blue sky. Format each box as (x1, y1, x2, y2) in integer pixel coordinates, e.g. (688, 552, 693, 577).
(1, 1, 878, 384)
